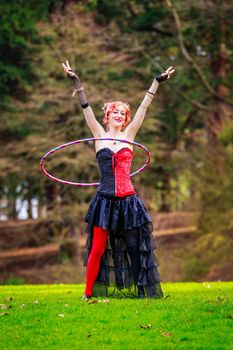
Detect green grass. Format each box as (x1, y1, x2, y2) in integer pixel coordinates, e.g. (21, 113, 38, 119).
(0, 282, 232, 350)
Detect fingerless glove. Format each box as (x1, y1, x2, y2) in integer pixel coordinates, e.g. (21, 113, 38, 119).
(67, 70, 89, 109)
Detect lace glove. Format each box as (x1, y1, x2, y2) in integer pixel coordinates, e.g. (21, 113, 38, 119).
(62, 60, 89, 109)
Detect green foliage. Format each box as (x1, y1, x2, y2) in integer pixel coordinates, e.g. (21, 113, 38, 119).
(197, 124, 233, 235)
(183, 233, 233, 281)
(5, 276, 25, 285)
(88, 0, 168, 32)
(0, 3, 36, 105)
(0, 0, 61, 109)
(87, 0, 127, 24)
(129, 5, 167, 32)
(1, 116, 33, 139)
(219, 120, 233, 147)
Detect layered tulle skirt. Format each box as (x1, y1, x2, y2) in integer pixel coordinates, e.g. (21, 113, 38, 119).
(83, 192, 163, 298)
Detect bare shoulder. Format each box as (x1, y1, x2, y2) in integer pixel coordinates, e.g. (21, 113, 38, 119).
(121, 129, 134, 143)
(95, 129, 133, 140)
(122, 123, 137, 141)
(94, 131, 134, 152)
(91, 129, 105, 139)
(94, 131, 108, 152)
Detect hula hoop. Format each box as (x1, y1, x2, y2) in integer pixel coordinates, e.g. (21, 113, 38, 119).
(40, 137, 151, 187)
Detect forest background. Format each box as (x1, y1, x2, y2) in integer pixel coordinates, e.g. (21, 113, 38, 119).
(0, 0, 232, 284)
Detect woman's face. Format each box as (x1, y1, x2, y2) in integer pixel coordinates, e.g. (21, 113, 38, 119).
(108, 104, 126, 129)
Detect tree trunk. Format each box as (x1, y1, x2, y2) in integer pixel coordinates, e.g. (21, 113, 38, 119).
(45, 182, 58, 212)
(8, 182, 18, 220)
(27, 181, 33, 219)
(159, 171, 171, 212)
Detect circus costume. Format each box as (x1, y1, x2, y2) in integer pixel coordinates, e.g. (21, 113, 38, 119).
(83, 146, 164, 298)
(61, 59, 175, 299)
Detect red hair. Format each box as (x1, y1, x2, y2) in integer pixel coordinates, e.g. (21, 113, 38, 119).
(102, 101, 131, 131)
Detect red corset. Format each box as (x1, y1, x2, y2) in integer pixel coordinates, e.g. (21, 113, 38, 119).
(111, 148, 136, 197)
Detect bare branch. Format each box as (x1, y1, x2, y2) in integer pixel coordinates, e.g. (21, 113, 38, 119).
(127, 3, 173, 36)
(164, 0, 233, 108)
(142, 51, 213, 112)
(164, 0, 215, 93)
(174, 86, 213, 112)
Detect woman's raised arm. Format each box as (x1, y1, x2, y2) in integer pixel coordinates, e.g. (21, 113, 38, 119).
(62, 60, 105, 137)
(124, 66, 175, 140)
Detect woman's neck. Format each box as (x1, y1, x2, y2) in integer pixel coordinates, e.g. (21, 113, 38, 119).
(107, 128, 123, 137)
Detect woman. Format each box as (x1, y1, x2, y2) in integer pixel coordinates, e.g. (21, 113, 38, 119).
(62, 60, 175, 300)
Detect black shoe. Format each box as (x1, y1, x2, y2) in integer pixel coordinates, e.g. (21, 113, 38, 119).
(81, 294, 92, 301)
(138, 286, 145, 299)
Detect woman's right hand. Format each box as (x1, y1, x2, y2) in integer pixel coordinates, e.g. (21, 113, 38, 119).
(61, 60, 77, 79)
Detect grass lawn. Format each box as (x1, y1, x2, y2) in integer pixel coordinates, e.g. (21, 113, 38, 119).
(0, 282, 232, 350)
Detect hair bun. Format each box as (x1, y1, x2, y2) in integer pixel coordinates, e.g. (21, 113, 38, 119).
(102, 103, 110, 113)
(123, 101, 130, 108)
(102, 101, 130, 114)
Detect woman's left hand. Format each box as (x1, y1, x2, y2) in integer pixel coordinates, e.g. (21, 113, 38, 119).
(155, 66, 175, 82)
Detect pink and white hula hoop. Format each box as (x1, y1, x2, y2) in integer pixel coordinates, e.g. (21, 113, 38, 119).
(40, 137, 151, 187)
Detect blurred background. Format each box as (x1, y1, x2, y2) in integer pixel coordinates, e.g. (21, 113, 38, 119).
(0, 0, 232, 285)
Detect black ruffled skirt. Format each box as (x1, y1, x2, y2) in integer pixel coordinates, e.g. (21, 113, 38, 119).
(83, 192, 163, 298)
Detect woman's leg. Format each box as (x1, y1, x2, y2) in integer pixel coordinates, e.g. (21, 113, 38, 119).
(124, 229, 145, 297)
(84, 226, 109, 296)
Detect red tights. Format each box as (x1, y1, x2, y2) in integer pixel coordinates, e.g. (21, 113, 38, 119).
(84, 226, 109, 296)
